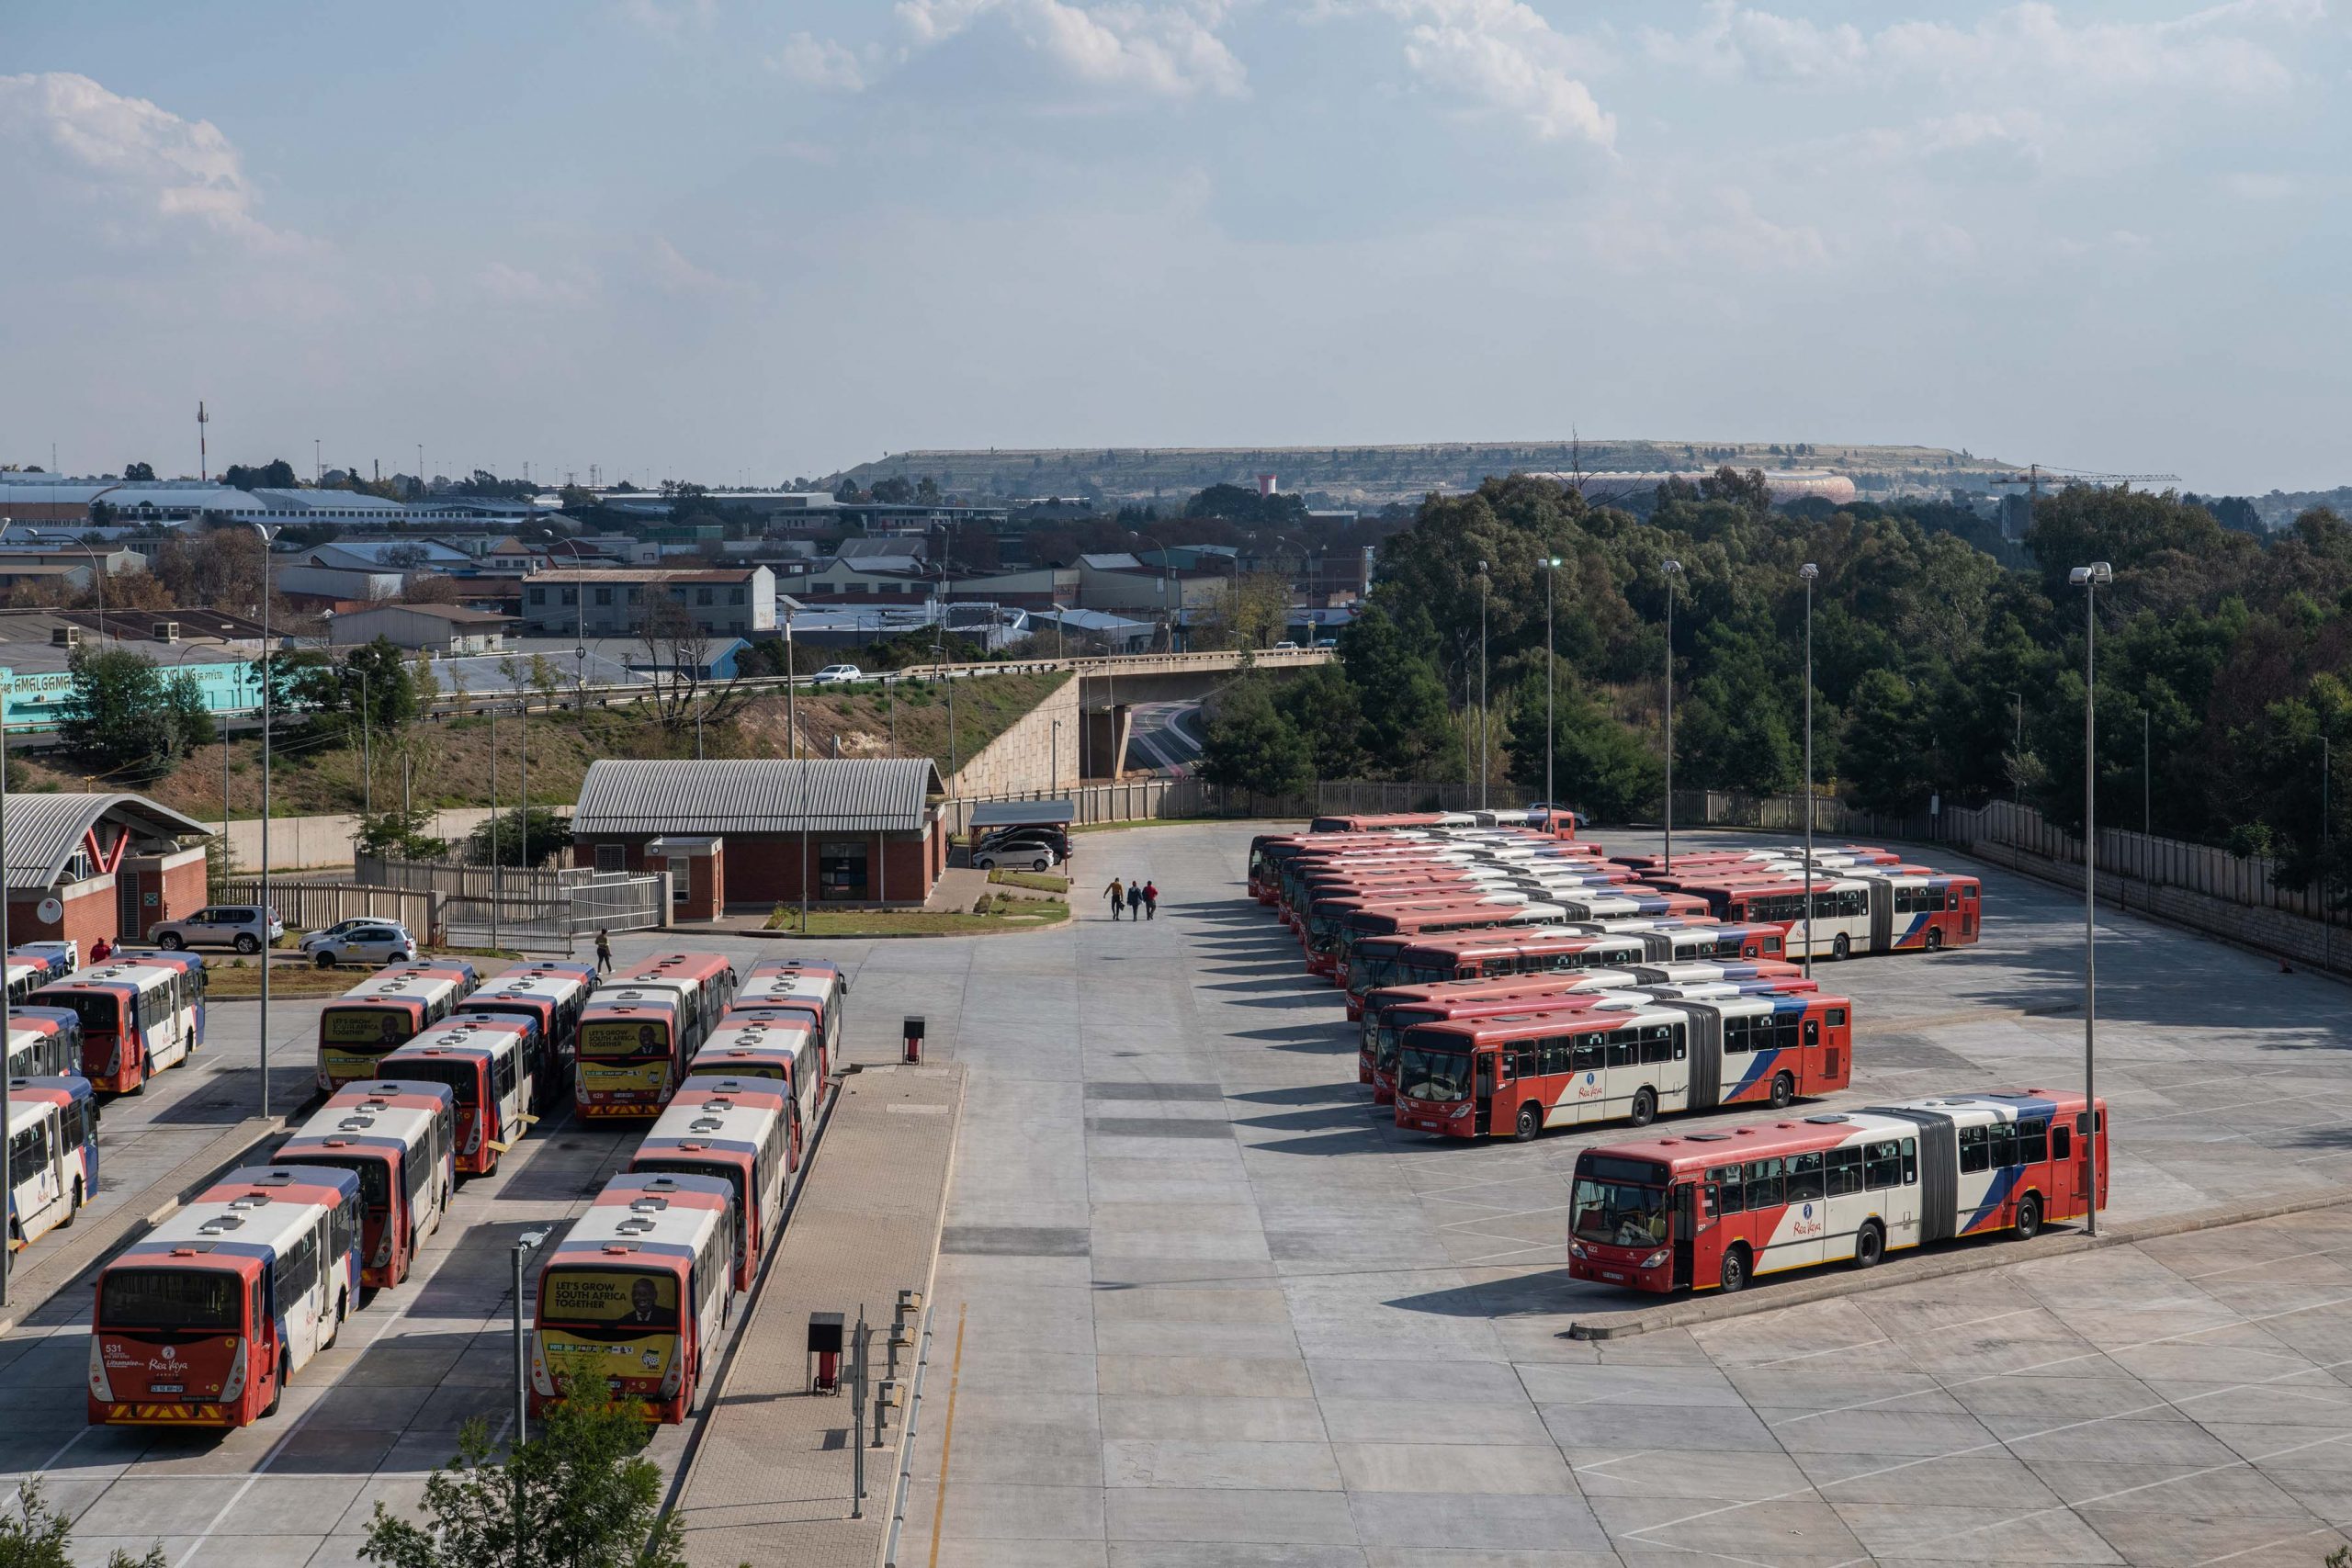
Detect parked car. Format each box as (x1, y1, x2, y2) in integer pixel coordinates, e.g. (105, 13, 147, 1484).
(978, 826, 1073, 861)
(150, 906, 284, 954)
(1271, 640, 1301, 652)
(809, 664, 865, 685)
(972, 841, 1062, 873)
(300, 921, 418, 967)
(1313, 637, 1338, 649)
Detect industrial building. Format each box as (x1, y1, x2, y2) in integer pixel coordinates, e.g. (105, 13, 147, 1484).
(520, 567, 779, 637)
(571, 757, 946, 910)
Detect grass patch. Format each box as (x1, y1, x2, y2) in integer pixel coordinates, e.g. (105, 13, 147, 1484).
(987, 869, 1070, 894)
(763, 900, 1070, 937)
(200, 962, 370, 998)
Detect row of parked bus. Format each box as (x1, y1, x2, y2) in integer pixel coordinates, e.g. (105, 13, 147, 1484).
(1621, 845, 1983, 960)
(1247, 815, 2105, 1295)
(86, 953, 853, 1430)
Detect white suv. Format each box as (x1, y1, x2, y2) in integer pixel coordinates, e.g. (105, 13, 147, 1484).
(151, 905, 284, 954)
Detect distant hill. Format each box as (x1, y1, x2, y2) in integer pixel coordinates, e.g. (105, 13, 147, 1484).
(2254, 486, 2352, 529)
(832, 440, 2024, 509)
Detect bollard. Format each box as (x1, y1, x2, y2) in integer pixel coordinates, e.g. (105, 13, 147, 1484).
(886, 1324, 913, 1381)
(807, 1311, 844, 1393)
(902, 1015, 925, 1064)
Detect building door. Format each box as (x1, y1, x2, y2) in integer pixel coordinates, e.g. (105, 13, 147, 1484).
(117, 874, 141, 941)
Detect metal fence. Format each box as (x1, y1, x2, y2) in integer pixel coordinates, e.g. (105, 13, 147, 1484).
(944, 777, 1562, 836)
(219, 879, 439, 942)
(354, 854, 666, 953)
(1934, 798, 2331, 919)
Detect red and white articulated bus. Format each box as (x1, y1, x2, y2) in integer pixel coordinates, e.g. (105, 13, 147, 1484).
(628, 1077, 794, 1291)
(89, 1164, 366, 1428)
(1358, 972, 1642, 1082)
(1309, 892, 1539, 976)
(382, 1018, 543, 1177)
(1394, 992, 1854, 1141)
(454, 960, 597, 1107)
(529, 1170, 737, 1424)
(8, 1075, 99, 1247)
(313, 961, 481, 1092)
(1333, 900, 1577, 986)
(1567, 1089, 2109, 1294)
(1363, 982, 1645, 1103)
(692, 1013, 824, 1164)
(29, 959, 206, 1094)
(577, 952, 739, 1117)
(276, 1080, 457, 1291)
(1702, 875, 1984, 959)
(729, 959, 849, 1076)
(1307, 811, 1464, 834)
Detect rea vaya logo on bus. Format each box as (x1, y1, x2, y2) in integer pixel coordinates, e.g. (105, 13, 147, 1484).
(1574, 1071, 1604, 1100)
(1788, 1202, 1826, 1239)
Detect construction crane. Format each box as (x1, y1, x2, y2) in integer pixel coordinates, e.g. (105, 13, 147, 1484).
(1991, 463, 2179, 499)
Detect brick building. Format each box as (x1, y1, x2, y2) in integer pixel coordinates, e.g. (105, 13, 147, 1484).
(570, 758, 946, 910)
(5, 794, 213, 950)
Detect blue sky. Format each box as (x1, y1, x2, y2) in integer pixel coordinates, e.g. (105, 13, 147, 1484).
(1, 0, 2344, 493)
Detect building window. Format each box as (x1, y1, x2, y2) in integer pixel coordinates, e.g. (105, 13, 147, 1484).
(527, 587, 547, 606)
(819, 840, 869, 901)
(697, 587, 715, 606)
(667, 858, 690, 904)
(560, 587, 578, 606)
(594, 587, 614, 606)
(594, 843, 626, 874)
(729, 587, 746, 605)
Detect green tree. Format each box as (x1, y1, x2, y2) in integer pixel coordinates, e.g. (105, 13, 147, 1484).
(120, 461, 155, 482)
(1339, 604, 1460, 781)
(0, 1477, 165, 1567)
(1272, 664, 1367, 778)
(361, 1382, 688, 1568)
(463, 807, 572, 868)
(57, 647, 198, 785)
(1503, 675, 1661, 824)
(1840, 669, 1935, 813)
(356, 808, 448, 862)
(1198, 676, 1315, 797)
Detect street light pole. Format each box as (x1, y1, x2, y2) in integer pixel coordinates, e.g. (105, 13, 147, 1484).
(355, 666, 372, 818)
(2008, 691, 2023, 805)
(247, 523, 277, 1118)
(2069, 560, 2112, 1238)
(2143, 709, 2151, 837)
(1799, 564, 1818, 977)
(1477, 561, 1489, 811)
(1662, 559, 1682, 872)
(1544, 558, 1561, 812)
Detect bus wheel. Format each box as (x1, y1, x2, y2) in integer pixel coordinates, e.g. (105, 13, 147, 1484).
(1853, 1221, 1884, 1269)
(1513, 1102, 1541, 1143)
(1629, 1088, 1657, 1128)
(2014, 1192, 2041, 1241)
(1770, 1072, 1794, 1111)
(58, 1179, 82, 1226)
(1926, 929, 1944, 953)
(263, 1355, 287, 1417)
(1719, 1245, 1749, 1293)
(1832, 934, 1850, 961)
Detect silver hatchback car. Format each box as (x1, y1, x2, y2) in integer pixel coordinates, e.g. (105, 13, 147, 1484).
(150, 905, 285, 954)
(300, 921, 417, 967)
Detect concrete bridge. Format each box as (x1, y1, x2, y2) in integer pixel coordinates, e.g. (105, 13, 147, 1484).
(900, 647, 1335, 778)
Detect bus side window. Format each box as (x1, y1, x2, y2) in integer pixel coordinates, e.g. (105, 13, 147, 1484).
(1826, 1146, 1861, 1197)
(1786, 1153, 1824, 1204)
(1607, 1033, 1637, 1071)
(1540, 1035, 1571, 1076)
(1989, 1122, 2018, 1167)
(1573, 1035, 1604, 1073)
(1959, 1123, 1990, 1174)
(1804, 1019, 1820, 1048)
(2018, 1118, 2048, 1164)
(1901, 1137, 1918, 1184)
(2052, 1123, 2073, 1160)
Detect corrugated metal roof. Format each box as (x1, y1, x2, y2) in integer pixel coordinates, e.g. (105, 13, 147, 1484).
(574, 759, 943, 836)
(4, 793, 212, 892)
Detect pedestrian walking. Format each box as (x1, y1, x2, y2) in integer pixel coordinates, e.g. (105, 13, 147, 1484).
(594, 928, 613, 974)
(1125, 880, 1144, 920)
(1143, 880, 1159, 920)
(1103, 876, 1125, 919)
(89, 936, 112, 964)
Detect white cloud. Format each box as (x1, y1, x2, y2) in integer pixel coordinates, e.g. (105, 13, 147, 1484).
(1331, 0, 1616, 148)
(775, 31, 867, 91)
(886, 0, 1247, 97)
(1646, 0, 2322, 96)
(0, 71, 299, 250)
(478, 261, 595, 309)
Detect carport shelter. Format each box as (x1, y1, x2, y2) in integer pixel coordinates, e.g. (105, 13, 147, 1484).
(571, 758, 947, 909)
(3, 793, 213, 949)
(969, 800, 1074, 835)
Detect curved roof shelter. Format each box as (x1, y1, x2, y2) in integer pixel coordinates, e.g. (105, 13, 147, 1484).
(3, 792, 211, 892)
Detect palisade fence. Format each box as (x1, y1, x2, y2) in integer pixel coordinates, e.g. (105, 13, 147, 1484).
(218, 880, 437, 942)
(350, 853, 668, 952)
(943, 778, 1554, 836)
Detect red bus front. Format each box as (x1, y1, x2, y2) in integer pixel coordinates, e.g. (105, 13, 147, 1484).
(89, 1257, 267, 1427)
(30, 987, 136, 1091)
(575, 1004, 680, 1117)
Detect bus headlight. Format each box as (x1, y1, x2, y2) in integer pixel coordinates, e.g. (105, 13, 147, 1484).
(1642, 1250, 1669, 1269)
(220, 1341, 247, 1404)
(1567, 1242, 1586, 1259)
(87, 1338, 113, 1402)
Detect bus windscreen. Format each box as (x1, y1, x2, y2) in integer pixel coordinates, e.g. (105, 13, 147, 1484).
(38, 992, 120, 1034)
(580, 1020, 670, 1059)
(99, 1269, 242, 1332)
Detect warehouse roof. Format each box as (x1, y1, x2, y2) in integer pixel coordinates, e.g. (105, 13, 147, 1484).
(574, 758, 944, 835)
(3, 793, 212, 891)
